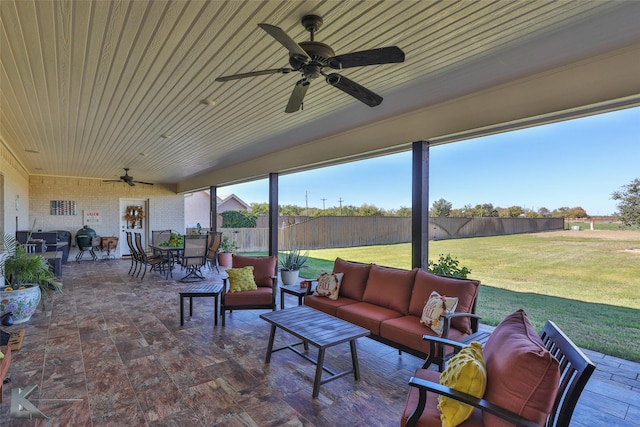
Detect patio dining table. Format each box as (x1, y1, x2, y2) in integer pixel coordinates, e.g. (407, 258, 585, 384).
(148, 244, 183, 272)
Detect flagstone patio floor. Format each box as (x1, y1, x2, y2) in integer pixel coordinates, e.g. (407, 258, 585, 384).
(0, 259, 638, 426)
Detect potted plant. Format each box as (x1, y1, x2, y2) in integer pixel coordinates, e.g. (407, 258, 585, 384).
(278, 248, 309, 286)
(427, 253, 471, 279)
(218, 236, 237, 267)
(1, 233, 63, 324)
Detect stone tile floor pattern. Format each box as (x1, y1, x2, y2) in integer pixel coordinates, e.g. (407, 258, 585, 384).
(0, 259, 638, 426)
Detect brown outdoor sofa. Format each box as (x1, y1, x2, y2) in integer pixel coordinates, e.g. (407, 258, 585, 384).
(304, 258, 481, 367)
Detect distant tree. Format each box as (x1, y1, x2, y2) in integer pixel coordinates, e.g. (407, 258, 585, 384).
(537, 207, 551, 217)
(480, 203, 498, 217)
(430, 198, 452, 217)
(524, 210, 539, 218)
(280, 204, 304, 216)
(250, 203, 269, 215)
(393, 206, 412, 217)
(568, 206, 588, 218)
(358, 203, 385, 216)
(551, 207, 571, 218)
(507, 205, 523, 217)
(611, 178, 640, 227)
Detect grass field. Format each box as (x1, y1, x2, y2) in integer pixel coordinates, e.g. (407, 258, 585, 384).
(255, 229, 640, 362)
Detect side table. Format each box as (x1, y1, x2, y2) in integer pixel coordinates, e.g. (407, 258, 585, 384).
(179, 283, 223, 326)
(280, 282, 314, 309)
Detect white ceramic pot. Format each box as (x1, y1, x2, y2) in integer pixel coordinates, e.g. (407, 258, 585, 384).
(0, 285, 42, 324)
(280, 269, 300, 286)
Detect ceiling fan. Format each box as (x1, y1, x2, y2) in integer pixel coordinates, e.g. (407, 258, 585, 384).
(103, 168, 153, 187)
(215, 14, 405, 113)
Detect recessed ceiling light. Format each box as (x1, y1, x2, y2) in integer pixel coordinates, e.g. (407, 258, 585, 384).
(34, 167, 43, 170)
(200, 99, 216, 106)
(25, 149, 39, 153)
(160, 134, 172, 139)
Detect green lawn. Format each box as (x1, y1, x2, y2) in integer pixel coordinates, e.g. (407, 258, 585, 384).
(248, 230, 640, 361)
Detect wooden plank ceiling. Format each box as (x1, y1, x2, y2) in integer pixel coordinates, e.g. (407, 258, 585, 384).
(1, 1, 639, 191)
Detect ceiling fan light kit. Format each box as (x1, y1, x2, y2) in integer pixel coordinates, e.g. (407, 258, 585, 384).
(216, 14, 405, 113)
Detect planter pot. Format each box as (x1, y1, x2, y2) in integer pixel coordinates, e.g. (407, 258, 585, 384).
(0, 285, 42, 324)
(280, 269, 300, 286)
(218, 252, 233, 268)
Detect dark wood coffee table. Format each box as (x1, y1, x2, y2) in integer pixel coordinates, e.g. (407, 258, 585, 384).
(179, 283, 223, 326)
(260, 305, 370, 398)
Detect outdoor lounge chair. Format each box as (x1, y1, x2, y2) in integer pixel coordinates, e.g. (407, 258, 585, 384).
(401, 310, 595, 427)
(220, 254, 277, 326)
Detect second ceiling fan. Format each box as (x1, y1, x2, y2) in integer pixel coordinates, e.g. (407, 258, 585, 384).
(215, 15, 405, 113)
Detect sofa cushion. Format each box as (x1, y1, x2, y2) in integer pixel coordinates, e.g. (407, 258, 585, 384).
(226, 266, 257, 292)
(337, 302, 401, 335)
(304, 295, 358, 317)
(438, 342, 487, 427)
(482, 309, 560, 427)
(313, 272, 344, 300)
(223, 286, 273, 306)
(409, 270, 480, 334)
(380, 316, 467, 357)
(332, 258, 371, 301)
(232, 255, 276, 287)
(362, 265, 417, 315)
(420, 291, 459, 336)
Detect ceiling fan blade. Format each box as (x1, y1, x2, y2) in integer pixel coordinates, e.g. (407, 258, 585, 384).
(328, 46, 405, 69)
(258, 23, 310, 63)
(285, 79, 310, 113)
(215, 68, 293, 82)
(325, 73, 383, 107)
(133, 180, 154, 186)
(126, 180, 135, 187)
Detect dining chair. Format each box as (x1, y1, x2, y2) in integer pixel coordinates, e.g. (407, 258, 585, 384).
(179, 235, 208, 282)
(134, 232, 169, 279)
(206, 231, 222, 272)
(125, 231, 140, 276)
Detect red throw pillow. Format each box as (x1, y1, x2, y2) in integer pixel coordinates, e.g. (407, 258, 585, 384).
(231, 255, 276, 287)
(482, 309, 560, 427)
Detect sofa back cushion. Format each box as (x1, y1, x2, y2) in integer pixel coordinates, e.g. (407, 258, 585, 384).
(332, 258, 372, 301)
(361, 265, 417, 314)
(232, 255, 277, 287)
(409, 270, 480, 334)
(482, 309, 560, 427)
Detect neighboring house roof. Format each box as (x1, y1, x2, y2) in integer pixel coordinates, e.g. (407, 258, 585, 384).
(184, 191, 250, 227)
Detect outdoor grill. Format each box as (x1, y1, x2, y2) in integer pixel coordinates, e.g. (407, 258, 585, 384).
(75, 226, 99, 262)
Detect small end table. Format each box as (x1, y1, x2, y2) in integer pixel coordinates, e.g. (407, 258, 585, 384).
(280, 282, 314, 309)
(179, 283, 223, 326)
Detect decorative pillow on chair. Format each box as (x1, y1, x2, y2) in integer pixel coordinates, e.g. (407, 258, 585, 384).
(226, 266, 257, 292)
(313, 272, 344, 300)
(438, 341, 487, 427)
(420, 291, 459, 336)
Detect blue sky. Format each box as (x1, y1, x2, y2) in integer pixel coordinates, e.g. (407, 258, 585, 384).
(221, 106, 639, 216)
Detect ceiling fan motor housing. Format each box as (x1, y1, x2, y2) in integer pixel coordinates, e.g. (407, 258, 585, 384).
(290, 41, 336, 79)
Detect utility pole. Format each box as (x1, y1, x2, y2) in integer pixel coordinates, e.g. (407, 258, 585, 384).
(338, 197, 344, 216)
(321, 198, 327, 211)
(305, 191, 309, 216)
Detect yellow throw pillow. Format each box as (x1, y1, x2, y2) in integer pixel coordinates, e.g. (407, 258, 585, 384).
(420, 291, 459, 336)
(438, 341, 487, 427)
(313, 272, 344, 300)
(226, 266, 257, 292)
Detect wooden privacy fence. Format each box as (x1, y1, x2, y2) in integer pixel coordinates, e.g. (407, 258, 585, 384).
(220, 217, 564, 252)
